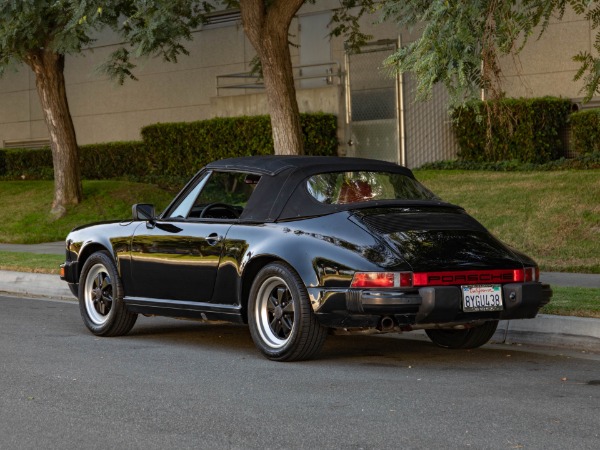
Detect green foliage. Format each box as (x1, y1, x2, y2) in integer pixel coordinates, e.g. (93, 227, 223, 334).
(141, 113, 338, 179)
(0, 114, 338, 182)
(0, 142, 148, 181)
(80, 141, 149, 180)
(332, 1, 600, 107)
(570, 109, 600, 155)
(571, 1, 600, 101)
(0, 1, 126, 71)
(451, 97, 572, 163)
(100, 0, 212, 84)
(0, 148, 54, 180)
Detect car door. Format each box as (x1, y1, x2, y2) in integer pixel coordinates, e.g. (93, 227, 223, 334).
(128, 220, 232, 302)
(127, 170, 256, 303)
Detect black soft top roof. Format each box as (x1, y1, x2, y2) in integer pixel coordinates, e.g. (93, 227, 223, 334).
(206, 155, 412, 177)
(204, 156, 436, 222)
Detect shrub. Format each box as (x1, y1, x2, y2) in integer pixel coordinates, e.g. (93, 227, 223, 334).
(80, 141, 148, 180)
(0, 113, 338, 182)
(141, 113, 338, 179)
(0, 147, 54, 180)
(452, 97, 572, 163)
(570, 109, 600, 155)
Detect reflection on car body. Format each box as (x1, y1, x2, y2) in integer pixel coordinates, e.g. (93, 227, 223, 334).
(60, 156, 552, 361)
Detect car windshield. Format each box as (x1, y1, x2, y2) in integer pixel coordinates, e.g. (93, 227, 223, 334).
(306, 171, 439, 204)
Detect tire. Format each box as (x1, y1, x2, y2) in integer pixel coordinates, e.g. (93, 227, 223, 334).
(425, 321, 499, 349)
(78, 251, 137, 337)
(248, 262, 327, 361)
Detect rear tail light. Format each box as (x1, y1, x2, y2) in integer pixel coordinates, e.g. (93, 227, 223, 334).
(351, 272, 413, 288)
(523, 266, 539, 282)
(351, 267, 539, 288)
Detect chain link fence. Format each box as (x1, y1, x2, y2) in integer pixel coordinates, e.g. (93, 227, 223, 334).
(402, 74, 459, 167)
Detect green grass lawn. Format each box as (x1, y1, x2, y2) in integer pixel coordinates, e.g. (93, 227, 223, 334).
(541, 286, 600, 318)
(0, 251, 63, 274)
(0, 180, 174, 244)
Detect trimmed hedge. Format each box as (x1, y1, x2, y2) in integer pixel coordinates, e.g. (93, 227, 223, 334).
(0, 148, 53, 180)
(0, 113, 338, 181)
(570, 109, 600, 155)
(141, 113, 338, 178)
(80, 141, 148, 180)
(452, 97, 572, 163)
(0, 142, 146, 181)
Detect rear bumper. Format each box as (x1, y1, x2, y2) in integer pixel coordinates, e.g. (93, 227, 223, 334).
(310, 282, 552, 328)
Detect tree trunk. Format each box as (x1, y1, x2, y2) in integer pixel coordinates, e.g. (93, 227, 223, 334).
(240, 0, 305, 155)
(25, 50, 82, 218)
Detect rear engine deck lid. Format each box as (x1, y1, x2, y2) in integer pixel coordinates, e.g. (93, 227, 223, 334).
(354, 207, 523, 272)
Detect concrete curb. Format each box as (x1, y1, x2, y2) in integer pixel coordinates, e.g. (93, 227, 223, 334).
(0, 270, 74, 301)
(493, 315, 600, 351)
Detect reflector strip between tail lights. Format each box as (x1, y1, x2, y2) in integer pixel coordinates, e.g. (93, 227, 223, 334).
(351, 267, 538, 288)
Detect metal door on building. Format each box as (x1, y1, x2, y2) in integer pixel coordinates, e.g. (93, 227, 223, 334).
(345, 40, 401, 164)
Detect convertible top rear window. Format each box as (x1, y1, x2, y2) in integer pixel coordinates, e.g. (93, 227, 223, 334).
(306, 171, 438, 204)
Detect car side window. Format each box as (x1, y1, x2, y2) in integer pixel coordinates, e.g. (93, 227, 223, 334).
(173, 171, 260, 220)
(167, 172, 211, 219)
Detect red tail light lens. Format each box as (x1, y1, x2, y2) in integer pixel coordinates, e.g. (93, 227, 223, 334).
(351, 272, 395, 288)
(350, 272, 413, 288)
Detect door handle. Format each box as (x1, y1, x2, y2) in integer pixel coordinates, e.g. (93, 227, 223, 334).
(206, 233, 222, 246)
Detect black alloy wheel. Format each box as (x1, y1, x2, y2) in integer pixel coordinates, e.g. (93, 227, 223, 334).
(78, 251, 137, 336)
(248, 262, 327, 361)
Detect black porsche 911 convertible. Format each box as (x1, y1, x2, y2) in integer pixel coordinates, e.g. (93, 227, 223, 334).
(61, 156, 551, 361)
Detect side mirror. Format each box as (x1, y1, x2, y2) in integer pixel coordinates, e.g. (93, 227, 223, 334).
(132, 203, 156, 221)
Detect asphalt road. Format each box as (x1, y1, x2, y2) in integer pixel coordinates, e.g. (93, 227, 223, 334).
(1, 296, 599, 450)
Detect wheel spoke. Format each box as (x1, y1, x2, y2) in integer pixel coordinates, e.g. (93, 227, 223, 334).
(275, 287, 287, 305)
(282, 301, 294, 313)
(267, 294, 278, 311)
(270, 316, 280, 333)
(101, 274, 111, 290)
(95, 273, 103, 289)
(281, 315, 293, 335)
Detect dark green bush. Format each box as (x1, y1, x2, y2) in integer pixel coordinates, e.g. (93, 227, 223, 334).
(0, 113, 338, 182)
(0, 147, 54, 179)
(0, 149, 5, 176)
(570, 109, 600, 155)
(141, 113, 338, 179)
(0, 142, 149, 181)
(452, 97, 572, 163)
(80, 141, 148, 179)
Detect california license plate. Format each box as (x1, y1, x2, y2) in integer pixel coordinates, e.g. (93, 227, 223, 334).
(461, 285, 503, 312)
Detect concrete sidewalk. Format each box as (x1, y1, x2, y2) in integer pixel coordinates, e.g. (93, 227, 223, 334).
(0, 241, 599, 352)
